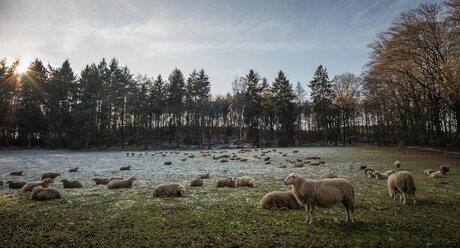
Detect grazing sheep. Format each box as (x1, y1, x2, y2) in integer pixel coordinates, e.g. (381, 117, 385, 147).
(374, 171, 389, 180)
(93, 178, 110, 185)
(22, 178, 54, 192)
(107, 177, 136, 189)
(260, 191, 301, 210)
(164, 161, 172, 165)
(216, 178, 237, 188)
(6, 181, 27, 189)
(284, 173, 355, 223)
(387, 171, 416, 205)
(61, 179, 83, 188)
(10, 170, 23, 176)
(424, 169, 435, 175)
(318, 173, 337, 179)
(383, 169, 396, 176)
(41, 171, 60, 180)
(153, 183, 186, 197)
(198, 172, 210, 179)
(429, 171, 443, 179)
(120, 166, 131, 171)
(394, 160, 401, 169)
(31, 186, 62, 201)
(236, 176, 255, 187)
(68, 167, 79, 173)
(190, 179, 204, 187)
(440, 165, 450, 175)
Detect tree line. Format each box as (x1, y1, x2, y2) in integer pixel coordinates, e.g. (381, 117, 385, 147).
(1, 1, 459, 149)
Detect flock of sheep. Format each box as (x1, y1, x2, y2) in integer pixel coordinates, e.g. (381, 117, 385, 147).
(0, 149, 452, 224)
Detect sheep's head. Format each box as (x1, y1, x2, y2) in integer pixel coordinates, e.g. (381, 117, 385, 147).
(43, 178, 53, 186)
(284, 173, 299, 185)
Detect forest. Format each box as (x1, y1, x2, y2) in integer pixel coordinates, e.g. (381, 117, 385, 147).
(1, 2, 459, 149)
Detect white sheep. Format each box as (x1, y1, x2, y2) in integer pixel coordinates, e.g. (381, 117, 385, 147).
(31, 186, 62, 201)
(22, 178, 54, 192)
(394, 160, 401, 169)
(284, 173, 355, 223)
(107, 177, 136, 189)
(153, 183, 186, 197)
(424, 169, 434, 175)
(387, 171, 416, 205)
(236, 176, 255, 187)
(373, 171, 388, 180)
(259, 191, 301, 210)
(216, 178, 237, 188)
(429, 171, 443, 179)
(383, 169, 396, 176)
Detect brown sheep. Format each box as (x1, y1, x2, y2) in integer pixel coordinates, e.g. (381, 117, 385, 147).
(236, 176, 255, 187)
(120, 166, 131, 171)
(198, 172, 210, 179)
(92, 178, 110, 185)
(190, 179, 204, 187)
(260, 191, 301, 210)
(22, 178, 54, 192)
(31, 186, 62, 201)
(10, 170, 23, 176)
(6, 181, 27, 189)
(284, 173, 355, 223)
(61, 179, 83, 188)
(107, 177, 136, 189)
(387, 171, 416, 205)
(216, 178, 237, 188)
(153, 183, 186, 197)
(164, 161, 172, 165)
(41, 171, 61, 180)
(68, 167, 79, 173)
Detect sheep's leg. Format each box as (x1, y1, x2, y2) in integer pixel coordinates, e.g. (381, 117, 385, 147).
(402, 193, 406, 204)
(413, 194, 416, 205)
(304, 205, 310, 223)
(309, 205, 315, 224)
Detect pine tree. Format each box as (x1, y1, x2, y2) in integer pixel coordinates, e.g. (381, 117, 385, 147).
(166, 68, 185, 147)
(309, 65, 334, 143)
(272, 70, 297, 146)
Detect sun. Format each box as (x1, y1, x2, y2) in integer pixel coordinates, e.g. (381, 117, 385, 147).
(15, 58, 31, 74)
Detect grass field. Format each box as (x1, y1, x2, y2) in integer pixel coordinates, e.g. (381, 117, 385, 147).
(1, 147, 459, 247)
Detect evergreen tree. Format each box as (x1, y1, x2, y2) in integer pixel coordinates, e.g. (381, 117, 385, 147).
(166, 68, 185, 147)
(309, 65, 334, 143)
(244, 69, 263, 146)
(272, 70, 297, 146)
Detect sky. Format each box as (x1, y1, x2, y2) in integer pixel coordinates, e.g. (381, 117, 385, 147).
(0, 0, 442, 95)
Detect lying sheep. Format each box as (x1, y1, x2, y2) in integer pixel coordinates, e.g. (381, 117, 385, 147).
(440, 165, 450, 175)
(61, 179, 83, 188)
(164, 161, 172, 165)
(236, 176, 255, 187)
(387, 171, 416, 205)
(6, 181, 27, 189)
(107, 177, 136, 189)
(429, 171, 443, 179)
(363, 167, 375, 175)
(22, 178, 53, 192)
(31, 186, 62, 201)
(190, 179, 204, 187)
(383, 169, 396, 176)
(41, 171, 60, 180)
(92, 177, 123, 185)
(366, 170, 375, 178)
(216, 178, 237, 188)
(198, 172, 210, 179)
(260, 191, 301, 210)
(424, 169, 434, 175)
(68, 167, 79, 173)
(318, 173, 337, 179)
(284, 173, 355, 223)
(10, 170, 23, 176)
(153, 183, 186, 197)
(120, 166, 131, 171)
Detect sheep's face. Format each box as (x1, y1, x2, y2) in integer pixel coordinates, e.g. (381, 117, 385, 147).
(284, 173, 297, 185)
(44, 178, 54, 184)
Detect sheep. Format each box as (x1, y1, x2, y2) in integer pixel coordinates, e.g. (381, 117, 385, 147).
(93, 178, 110, 185)
(424, 169, 435, 175)
(440, 165, 450, 175)
(374, 171, 389, 180)
(68, 167, 79, 173)
(264, 157, 270, 161)
(220, 159, 228, 163)
(190, 179, 204, 187)
(164, 161, 172, 165)
(216, 178, 237, 188)
(284, 173, 355, 223)
(120, 166, 131, 171)
(383, 169, 396, 176)
(236, 176, 255, 187)
(22, 178, 54, 192)
(41, 171, 60, 180)
(366, 171, 375, 178)
(260, 191, 301, 210)
(198, 172, 209, 179)
(240, 158, 248, 162)
(6, 181, 27, 189)
(61, 179, 83, 188)
(394, 160, 401, 169)
(387, 171, 416, 205)
(10, 170, 23, 176)
(429, 171, 443, 179)
(318, 173, 337, 179)
(107, 177, 136, 189)
(363, 168, 375, 175)
(153, 183, 186, 197)
(31, 186, 61, 201)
